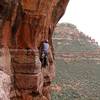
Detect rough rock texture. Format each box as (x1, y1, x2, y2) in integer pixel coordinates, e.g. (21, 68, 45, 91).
(0, 71, 11, 100)
(0, 0, 69, 100)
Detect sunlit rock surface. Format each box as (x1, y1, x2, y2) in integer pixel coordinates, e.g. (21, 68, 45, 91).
(0, 0, 69, 99)
(0, 71, 11, 100)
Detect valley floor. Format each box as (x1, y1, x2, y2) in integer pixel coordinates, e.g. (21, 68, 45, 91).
(52, 55, 100, 100)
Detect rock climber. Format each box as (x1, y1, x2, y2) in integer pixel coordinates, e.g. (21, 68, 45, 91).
(40, 40, 49, 67)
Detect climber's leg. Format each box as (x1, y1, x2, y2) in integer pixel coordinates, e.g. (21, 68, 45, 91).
(44, 52, 48, 67)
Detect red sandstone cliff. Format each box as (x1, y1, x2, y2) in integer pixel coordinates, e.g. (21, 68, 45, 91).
(0, 0, 69, 100)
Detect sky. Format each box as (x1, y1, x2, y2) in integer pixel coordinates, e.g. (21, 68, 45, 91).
(59, 0, 100, 45)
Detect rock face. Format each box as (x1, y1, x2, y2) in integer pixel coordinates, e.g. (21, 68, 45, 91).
(0, 71, 11, 100)
(0, 0, 69, 100)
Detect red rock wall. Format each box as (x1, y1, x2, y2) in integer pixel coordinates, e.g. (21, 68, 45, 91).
(0, 0, 69, 100)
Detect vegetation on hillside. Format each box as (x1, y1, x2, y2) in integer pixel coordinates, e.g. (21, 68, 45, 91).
(53, 23, 99, 52)
(52, 23, 100, 100)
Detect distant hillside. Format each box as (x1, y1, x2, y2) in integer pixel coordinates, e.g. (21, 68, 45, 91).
(53, 23, 99, 53)
(52, 23, 100, 100)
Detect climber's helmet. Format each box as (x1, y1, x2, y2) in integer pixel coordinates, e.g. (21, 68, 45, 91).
(45, 40, 48, 43)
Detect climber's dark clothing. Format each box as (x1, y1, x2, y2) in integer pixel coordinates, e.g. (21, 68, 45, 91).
(40, 41, 49, 67)
(40, 51, 48, 67)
